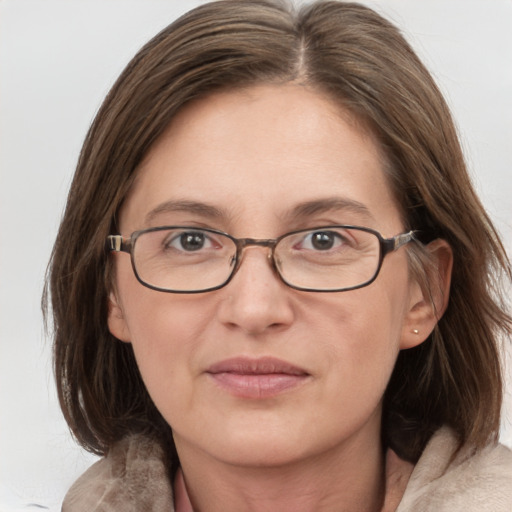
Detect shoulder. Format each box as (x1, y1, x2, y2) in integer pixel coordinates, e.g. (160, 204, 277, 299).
(62, 434, 174, 512)
(398, 427, 512, 512)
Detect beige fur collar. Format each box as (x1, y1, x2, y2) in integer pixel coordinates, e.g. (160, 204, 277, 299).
(396, 429, 512, 511)
(63, 434, 173, 511)
(63, 427, 512, 511)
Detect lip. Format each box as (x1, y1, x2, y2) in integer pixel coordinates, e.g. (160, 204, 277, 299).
(205, 357, 310, 399)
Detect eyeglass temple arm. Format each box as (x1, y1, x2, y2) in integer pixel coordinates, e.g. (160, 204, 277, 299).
(106, 235, 132, 253)
(394, 230, 417, 250)
(380, 230, 417, 256)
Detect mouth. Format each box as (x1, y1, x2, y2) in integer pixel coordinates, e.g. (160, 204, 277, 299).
(205, 356, 310, 399)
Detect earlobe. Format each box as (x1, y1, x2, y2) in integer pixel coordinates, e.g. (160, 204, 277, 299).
(107, 291, 132, 343)
(400, 239, 453, 349)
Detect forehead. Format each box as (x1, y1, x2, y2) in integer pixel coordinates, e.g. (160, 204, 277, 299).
(120, 84, 402, 235)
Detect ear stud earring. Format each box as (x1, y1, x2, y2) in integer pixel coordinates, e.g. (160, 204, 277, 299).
(412, 329, 419, 334)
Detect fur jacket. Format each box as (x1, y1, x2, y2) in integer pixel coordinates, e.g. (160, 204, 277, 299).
(62, 427, 512, 511)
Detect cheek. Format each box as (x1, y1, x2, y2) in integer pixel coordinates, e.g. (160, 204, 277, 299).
(115, 253, 212, 344)
(113, 257, 214, 404)
(313, 284, 406, 355)
(122, 293, 210, 374)
(121, 295, 216, 431)
(311, 270, 409, 398)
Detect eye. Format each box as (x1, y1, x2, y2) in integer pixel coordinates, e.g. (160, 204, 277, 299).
(299, 230, 345, 251)
(165, 230, 216, 252)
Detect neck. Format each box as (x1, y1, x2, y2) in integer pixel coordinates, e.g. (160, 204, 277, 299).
(175, 425, 386, 512)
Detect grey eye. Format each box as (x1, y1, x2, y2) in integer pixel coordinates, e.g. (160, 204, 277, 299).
(163, 231, 213, 252)
(299, 231, 344, 251)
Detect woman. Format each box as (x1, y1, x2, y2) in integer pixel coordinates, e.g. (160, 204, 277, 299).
(45, 0, 512, 510)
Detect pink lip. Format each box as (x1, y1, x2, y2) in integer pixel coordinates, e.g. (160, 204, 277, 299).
(206, 357, 310, 399)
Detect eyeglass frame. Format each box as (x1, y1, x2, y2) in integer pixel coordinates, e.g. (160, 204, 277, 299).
(106, 225, 418, 294)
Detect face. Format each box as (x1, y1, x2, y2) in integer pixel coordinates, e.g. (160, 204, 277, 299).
(108, 84, 426, 469)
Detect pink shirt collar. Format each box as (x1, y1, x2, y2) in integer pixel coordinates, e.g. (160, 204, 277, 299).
(174, 468, 194, 512)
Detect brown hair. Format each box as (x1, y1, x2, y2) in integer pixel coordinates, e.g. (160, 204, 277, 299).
(44, 0, 511, 466)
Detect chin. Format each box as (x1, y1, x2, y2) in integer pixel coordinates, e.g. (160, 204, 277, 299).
(213, 437, 313, 469)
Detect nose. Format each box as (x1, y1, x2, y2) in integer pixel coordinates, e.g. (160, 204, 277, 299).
(216, 247, 295, 335)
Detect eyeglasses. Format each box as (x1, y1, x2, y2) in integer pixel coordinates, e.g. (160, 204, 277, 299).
(107, 225, 417, 293)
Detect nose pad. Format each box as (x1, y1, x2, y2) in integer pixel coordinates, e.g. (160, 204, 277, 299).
(272, 252, 283, 272)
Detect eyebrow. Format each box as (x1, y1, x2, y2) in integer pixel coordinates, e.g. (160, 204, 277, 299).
(288, 197, 375, 223)
(144, 199, 228, 225)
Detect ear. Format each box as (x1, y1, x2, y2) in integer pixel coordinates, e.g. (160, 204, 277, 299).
(107, 291, 132, 343)
(400, 239, 453, 349)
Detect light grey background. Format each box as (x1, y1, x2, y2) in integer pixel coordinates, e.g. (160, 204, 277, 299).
(1, 1, 511, 510)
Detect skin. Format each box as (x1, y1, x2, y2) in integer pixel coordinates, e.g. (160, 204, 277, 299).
(108, 84, 451, 511)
